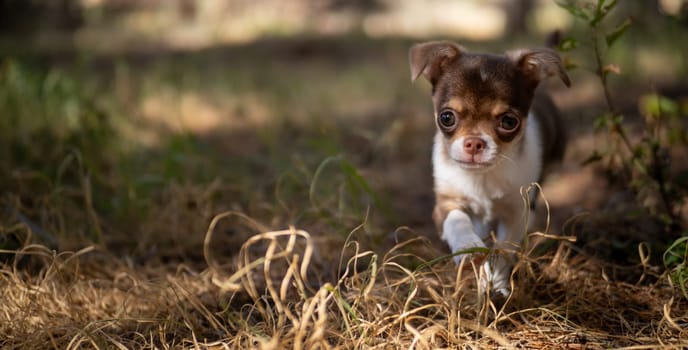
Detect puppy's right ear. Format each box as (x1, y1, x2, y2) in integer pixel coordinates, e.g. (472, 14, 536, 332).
(409, 41, 462, 84)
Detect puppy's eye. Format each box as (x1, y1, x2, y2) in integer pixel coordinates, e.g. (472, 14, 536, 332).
(498, 113, 520, 131)
(438, 111, 457, 129)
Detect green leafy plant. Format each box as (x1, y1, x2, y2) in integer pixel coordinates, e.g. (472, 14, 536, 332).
(557, 0, 687, 227)
(663, 236, 688, 299)
(558, 0, 688, 300)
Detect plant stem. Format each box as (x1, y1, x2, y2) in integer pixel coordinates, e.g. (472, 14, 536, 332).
(592, 29, 615, 114)
(592, 27, 678, 225)
(591, 28, 648, 178)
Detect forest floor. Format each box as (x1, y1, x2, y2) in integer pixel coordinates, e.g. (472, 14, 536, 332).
(1, 27, 687, 349)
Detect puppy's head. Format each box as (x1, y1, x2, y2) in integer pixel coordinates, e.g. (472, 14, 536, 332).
(409, 41, 569, 170)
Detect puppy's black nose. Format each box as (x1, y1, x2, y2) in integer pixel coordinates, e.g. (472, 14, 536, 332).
(463, 137, 486, 155)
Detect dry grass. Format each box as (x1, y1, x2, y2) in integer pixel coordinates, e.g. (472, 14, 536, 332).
(1, 214, 686, 349)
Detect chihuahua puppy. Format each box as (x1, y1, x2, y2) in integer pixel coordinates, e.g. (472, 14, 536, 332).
(409, 41, 569, 297)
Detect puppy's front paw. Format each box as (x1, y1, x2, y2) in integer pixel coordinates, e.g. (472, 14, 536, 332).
(479, 258, 513, 304)
(441, 210, 486, 265)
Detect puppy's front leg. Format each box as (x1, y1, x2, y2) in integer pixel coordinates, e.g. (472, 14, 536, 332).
(482, 212, 527, 297)
(441, 209, 486, 264)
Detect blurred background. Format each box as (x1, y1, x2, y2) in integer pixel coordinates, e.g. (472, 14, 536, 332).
(1, 0, 687, 270)
(1, 0, 686, 50)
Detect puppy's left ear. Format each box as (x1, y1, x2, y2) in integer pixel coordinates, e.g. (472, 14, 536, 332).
(508, 48, 571, 88)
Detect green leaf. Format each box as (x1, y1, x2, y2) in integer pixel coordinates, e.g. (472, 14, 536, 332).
(415, 246, 492, 271)
(664, 236, 688, 267)
(556, 1, 590, 21)
(325, 284, 360, 324)
(340, 159, 376, 201)
(612, 113, 624, 124)
(605, 18, 632, 48)
(591, 0, 617, 26)
(593, 114, 608, 131)
(640, 94, 679, 119)
(558, 37, 578, 52)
